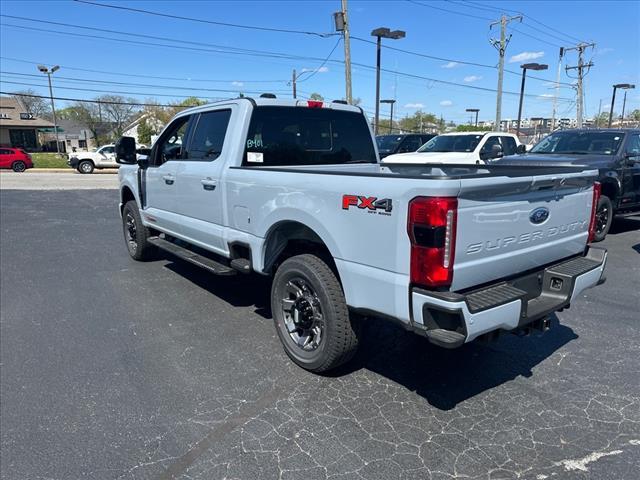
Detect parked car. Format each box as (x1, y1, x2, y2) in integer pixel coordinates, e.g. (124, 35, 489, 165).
(0, 147, 34, 172)
(382, 131, 525, 164)
(376, 133, 436, 159)
(115, 97, 606, 373)
(67, 144, 118, 173)
(497, 129, 640, 241)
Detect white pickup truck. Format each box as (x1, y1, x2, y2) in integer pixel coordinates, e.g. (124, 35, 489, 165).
(115, 97, 606, 373)
(382, 131, 524, 165)
(67, 144, 118, 173)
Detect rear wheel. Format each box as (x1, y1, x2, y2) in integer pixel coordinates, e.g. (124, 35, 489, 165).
(593, 195, 613, 242)
(12, 161, 26, 172)
(78, 160, 94, 174)
(271, 254, 359, 373)
(122, 200, 157, 261)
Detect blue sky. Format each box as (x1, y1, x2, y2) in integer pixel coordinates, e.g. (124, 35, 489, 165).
(1, 0, 638, 124)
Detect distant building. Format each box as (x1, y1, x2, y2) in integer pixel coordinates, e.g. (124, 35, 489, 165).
(0, 96, 55, 151)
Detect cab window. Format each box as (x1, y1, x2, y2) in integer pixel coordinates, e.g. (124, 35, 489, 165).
(187, 110, 231, 161)
(500, 136, 518, 156)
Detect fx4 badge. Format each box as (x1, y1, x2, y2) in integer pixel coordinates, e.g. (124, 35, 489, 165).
(342, 195, 392, 215)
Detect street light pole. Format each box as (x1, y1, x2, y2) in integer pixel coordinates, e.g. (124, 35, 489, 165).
(609, 84, 635, 128)
(516, 63, 548, 137)
(381, 99, 396, 133)
(466, 108, 479, 127)
(371, 27, 405, 135)
(38, 64, 61, 155)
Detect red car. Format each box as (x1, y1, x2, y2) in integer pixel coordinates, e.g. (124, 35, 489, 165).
(0, 147, 34, 172)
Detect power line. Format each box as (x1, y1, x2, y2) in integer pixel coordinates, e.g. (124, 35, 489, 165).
(0, 19, 574, 101)
(0, 71, 293, 94)
(72, 0, 336, 38)
(0, 56, 287, 84)
(296, 37, 342, 83)
(1, 91, 180, 108)
(406, 0, 492, 21)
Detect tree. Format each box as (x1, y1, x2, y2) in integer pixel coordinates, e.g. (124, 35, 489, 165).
(13, 89, 51, 118)
(62, 102, 105, 145)
(630, 109, 640, 121)
(137, 117, 154, 145)
(309, 92, 324, 101)
(398, 111, 438, 133)
(455, 124, 491, 132)
(97, 95, 138, 139)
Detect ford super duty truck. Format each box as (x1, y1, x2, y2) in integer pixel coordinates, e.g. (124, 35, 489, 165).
(115, 97, 607, 373)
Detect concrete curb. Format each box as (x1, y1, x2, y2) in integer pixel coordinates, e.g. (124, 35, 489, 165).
(26, 169, 119, 174)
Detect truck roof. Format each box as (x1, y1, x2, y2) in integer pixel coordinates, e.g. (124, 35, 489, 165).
(439, 131, 516, 137)
(178, 97, 363, 117)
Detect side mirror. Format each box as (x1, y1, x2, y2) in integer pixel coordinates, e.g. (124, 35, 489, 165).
(490, 144, 503, 158)
(516, 144, 527, 154)
(115, 136, 137, 164)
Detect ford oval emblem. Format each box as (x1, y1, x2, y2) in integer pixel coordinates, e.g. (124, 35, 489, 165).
(530, 207, 550, 224)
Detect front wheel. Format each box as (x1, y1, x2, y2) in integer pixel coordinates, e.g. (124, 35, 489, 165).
(271, 254, 359, 373)
(78, 160, 94, 174)
(593, 195, 613, 242)
(12, 161, 26, 172)
(122, 200, 157, 261)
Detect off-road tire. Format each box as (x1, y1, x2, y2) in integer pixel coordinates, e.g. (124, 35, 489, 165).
(593, 195, 613, 242)
(271, 254, 359, 373)
(122, 200, 157, 261)
(12, 161, 26, 172)
(78, 160, 94, 174)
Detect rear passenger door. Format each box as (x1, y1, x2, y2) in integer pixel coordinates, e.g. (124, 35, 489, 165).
(173, 107, 233, 253)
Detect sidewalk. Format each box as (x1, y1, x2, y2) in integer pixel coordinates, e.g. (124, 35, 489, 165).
(0, 171, 119, 190)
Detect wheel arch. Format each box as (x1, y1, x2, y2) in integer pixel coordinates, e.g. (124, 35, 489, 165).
(120, 185, 137, 214)
(600, 176, 620, 206)
(262, 220, 338, 277)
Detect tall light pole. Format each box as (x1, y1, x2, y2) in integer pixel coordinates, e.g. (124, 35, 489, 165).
(37, 64, 61, 155)
(371, 27, 405, 135)
(466, 108, 479, 127)
(380, 99, 396, 133)
(516, 62, 548, 137)
(608, 83, 635, 128)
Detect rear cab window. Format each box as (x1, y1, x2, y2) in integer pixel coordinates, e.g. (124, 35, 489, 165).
(243, 106, 377, 166)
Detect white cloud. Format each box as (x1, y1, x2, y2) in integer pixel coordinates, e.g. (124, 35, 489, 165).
(231, 81, 244, 87)
(509, 51, 544, 63)
(440, 100, 453, 107)
(302, 66, 329, 73)
(441, 61, 458, 69)
(538, 93, 555, 98)
(404, 103, 424, 108)
(463, 75, 482, 83)
(596, 47, 614, 55)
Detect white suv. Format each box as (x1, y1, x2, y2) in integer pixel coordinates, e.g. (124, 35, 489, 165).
(382, 132, 524, 164)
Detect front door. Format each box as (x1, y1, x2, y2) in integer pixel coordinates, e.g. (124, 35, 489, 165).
(621, 132, 640, 206)
(172, 108, 233, 253)
(143, 115, 191, 235)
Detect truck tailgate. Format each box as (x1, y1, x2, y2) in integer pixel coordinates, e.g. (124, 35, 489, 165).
(452, 170, 597, 291)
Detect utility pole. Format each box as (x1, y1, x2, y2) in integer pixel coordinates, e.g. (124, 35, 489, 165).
(341, 0, 352, 104)
(551, 47, 564, 131)
(292, 69, 297, 99)
(596, 98, 602, 127)
(565, 42, 595, 128)
(490, 14, 522, 131)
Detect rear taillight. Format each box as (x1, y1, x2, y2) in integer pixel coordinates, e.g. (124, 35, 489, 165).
(408, 197, 458, 288)
(587, 181, 601, 243)
(307, 100, 323, 108)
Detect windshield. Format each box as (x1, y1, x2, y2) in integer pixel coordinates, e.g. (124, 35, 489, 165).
(530, 131, 624, 155)
(376, 135, 403, 151)
(244, 106, 377, 166)
(417, 135, 483, 153)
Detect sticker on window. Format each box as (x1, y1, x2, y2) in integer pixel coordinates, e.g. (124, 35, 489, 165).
(247, 152, 264, 163)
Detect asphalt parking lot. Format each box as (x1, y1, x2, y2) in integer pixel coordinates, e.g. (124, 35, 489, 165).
(1, 186, 639, 480)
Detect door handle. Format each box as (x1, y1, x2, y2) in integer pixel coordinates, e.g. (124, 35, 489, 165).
(162, 174, 175, 185)
(201, 178, 217, 191)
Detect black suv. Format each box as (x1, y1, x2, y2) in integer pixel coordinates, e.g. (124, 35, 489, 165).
(499, 129, 640, 241)
(376, 133, 436, 159)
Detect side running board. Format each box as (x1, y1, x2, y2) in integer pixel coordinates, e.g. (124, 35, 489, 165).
(148, 236, 237, 276)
